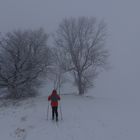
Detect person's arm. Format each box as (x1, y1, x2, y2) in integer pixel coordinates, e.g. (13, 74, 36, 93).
(57, 95, 60, 100)
(48, 95, 51, 101)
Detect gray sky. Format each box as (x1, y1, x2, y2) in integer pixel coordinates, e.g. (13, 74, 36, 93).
(0, 0, 140, 98)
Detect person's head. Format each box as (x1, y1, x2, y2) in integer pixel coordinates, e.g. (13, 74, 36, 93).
(52, 89, 57, 95)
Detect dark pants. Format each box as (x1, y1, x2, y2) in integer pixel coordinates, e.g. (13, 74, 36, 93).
(52, 106, 58, 120)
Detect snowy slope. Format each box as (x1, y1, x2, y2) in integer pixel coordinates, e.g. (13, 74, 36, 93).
(0, 93, 139, 140)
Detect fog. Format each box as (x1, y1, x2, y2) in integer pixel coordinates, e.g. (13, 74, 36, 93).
(0, 0, 139, 98)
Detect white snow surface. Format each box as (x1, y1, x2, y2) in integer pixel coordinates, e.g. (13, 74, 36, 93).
(0, 92, 139, 140)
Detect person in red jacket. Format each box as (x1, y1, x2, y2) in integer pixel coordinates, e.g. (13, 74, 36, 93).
(48, 89, 60, 121)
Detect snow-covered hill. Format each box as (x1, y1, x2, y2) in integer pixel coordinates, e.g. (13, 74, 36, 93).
(0, 93, 139, 140)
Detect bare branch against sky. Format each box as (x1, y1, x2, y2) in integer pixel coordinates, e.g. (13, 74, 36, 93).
(0, 0, 139, 97)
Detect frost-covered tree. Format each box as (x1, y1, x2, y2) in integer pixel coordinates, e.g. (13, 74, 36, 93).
(0, 29, 51, 98)
(54, 17, 109, 95)
(48, 47, 68, 94)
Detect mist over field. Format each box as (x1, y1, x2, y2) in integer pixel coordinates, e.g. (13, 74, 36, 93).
(0, 0, 140, 139)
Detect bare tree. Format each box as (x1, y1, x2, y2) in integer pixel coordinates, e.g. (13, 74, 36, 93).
(48, 47, 68, 94)
(0, 29, 51, 98)
(54, 17, 109, 95)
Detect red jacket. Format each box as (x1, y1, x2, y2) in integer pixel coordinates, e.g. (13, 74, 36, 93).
(48, 90, 60, 107)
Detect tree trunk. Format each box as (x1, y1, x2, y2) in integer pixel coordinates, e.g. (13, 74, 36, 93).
(77, 73, 84, 95)
(7, 85, 19, 99)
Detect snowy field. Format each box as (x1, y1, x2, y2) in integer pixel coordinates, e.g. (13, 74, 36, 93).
(0, 0, 140, 139)
(0, 91, 139, 140)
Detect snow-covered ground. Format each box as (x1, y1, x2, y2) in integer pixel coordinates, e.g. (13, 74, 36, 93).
(0, 91, 139, 140)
